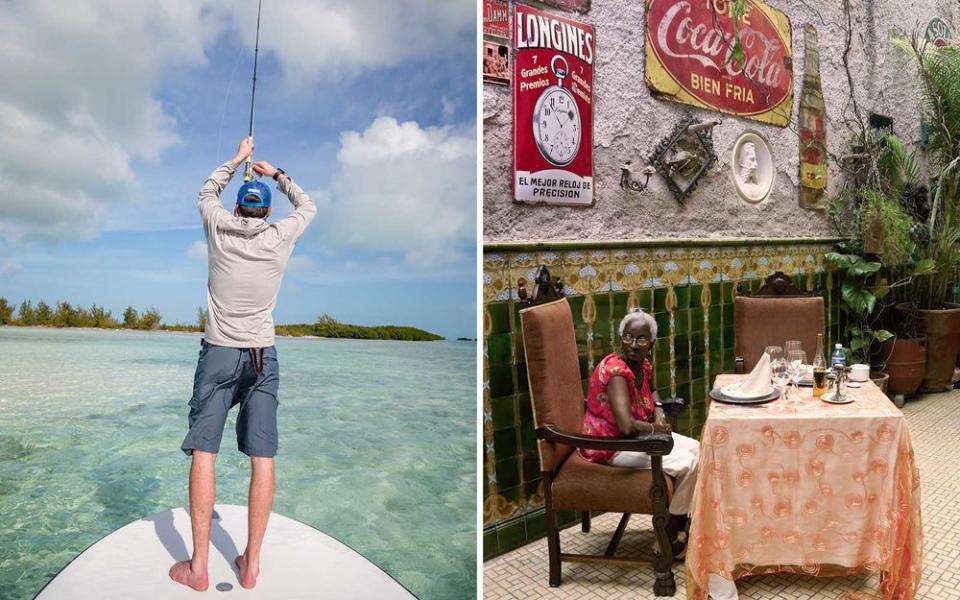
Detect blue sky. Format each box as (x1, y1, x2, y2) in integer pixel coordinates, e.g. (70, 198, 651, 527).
(0, 1, 476, 339)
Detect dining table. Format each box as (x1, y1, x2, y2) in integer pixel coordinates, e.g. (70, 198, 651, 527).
(685, 374, 923, 600)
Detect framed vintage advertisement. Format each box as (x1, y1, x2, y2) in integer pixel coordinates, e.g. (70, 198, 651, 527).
(513, 3, 595, 205)
(483, 0, 509, 39)
(644, 0, 794, 127)
(539, 0, 591, 13)
(483, 40, 510, 85)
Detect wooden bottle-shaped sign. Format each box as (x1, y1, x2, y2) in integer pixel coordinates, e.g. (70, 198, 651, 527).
(798, 24, 827, 210)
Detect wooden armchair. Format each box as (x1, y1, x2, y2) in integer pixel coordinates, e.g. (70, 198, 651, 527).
(734, 271, 826, 373)
(519, 298, 684, 596)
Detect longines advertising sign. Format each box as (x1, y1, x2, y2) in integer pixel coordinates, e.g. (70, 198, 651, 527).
(513, 3, 595, 205)
(645, 0, 794, 127)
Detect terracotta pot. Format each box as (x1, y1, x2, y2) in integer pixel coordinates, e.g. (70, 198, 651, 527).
(900, 303, 960, 393)
(869, 371, 889, 395)
(876, 337, 927, 398)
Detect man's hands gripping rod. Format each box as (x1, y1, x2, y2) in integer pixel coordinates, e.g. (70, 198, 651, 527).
(230, 137, 279, 180)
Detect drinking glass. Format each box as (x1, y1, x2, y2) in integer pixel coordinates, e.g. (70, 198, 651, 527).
(785, 340, 802, 355)
(764, 345, 783, 364)
(787, 350, 807, 405)
(771, 357, 789, 401)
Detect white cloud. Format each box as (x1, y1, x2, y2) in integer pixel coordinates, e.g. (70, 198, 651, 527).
(219, 1, 474, 82)
(0, 259, 23, 274)
(311, 116, 476, 269)
(0, 0, 474, 244)
(187, 240, 208, 260)
(286, 255, 315, 272)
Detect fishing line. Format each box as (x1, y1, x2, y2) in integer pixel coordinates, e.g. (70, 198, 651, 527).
(215, 44, 247, 164)
(243, 0, 263, 182)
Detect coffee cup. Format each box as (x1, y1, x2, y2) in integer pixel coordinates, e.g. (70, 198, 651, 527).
(849, 364, 870, 382)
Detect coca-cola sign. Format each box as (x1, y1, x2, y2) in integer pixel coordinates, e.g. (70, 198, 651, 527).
(645, 0, 794, 127)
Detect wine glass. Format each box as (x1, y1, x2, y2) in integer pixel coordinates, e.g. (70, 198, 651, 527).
(787, 350, 807, 405)
(785, 340, 802, 355)
(771, 357, 789, 401)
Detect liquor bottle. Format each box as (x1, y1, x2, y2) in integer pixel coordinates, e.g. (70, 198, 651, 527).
(812, 333, 828, 397)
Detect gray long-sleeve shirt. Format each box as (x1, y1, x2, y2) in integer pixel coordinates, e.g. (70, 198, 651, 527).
(197, 161, 317, 348)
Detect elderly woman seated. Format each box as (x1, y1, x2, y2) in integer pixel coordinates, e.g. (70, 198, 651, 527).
(578, 308, 699, 557)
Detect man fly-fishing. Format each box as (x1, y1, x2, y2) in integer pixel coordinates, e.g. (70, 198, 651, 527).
(169, 136, 317, 591)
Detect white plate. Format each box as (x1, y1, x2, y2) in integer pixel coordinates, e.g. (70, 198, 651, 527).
(821, 392, 854, 404)
(721, 382, 773, 400)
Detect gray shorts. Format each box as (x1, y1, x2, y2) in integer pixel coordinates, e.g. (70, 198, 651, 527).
(180, 339, 279, 458)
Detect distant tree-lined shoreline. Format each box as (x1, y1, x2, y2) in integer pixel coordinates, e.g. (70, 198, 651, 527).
(0, 298, 444, 341)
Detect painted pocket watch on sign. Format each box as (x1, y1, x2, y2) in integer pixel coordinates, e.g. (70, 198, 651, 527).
(532, 55, 581, 167)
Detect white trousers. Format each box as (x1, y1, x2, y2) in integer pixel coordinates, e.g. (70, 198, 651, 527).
(608, 431, 700, 515)
(608, 432, 740, 600)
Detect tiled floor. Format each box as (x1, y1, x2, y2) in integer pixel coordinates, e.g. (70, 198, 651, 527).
(484, 390, 960, 599)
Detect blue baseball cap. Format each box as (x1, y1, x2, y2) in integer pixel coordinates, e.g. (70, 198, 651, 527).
(237, 180, 272, 208)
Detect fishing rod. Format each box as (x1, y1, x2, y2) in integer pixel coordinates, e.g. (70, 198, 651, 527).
(244, 0, 263, 182)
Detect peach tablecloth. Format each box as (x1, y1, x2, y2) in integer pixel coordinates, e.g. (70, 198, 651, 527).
(685, 375, 922, 600)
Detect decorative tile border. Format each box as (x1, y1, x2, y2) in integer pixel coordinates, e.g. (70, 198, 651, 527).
(481, 238, 841, 559)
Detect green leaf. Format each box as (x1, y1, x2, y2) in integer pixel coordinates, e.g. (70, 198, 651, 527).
(849, 325, 862, 336)
(912, 258, 936, 275)
(850, 337, 865, 351)
(874, 329, 894, 343)
(824, 252, 857, 269)
(849, 261, 882, 276)
(841, 279, 877, 315)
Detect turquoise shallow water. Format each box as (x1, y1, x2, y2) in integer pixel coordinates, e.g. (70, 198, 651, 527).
(0, 327, 476, 599)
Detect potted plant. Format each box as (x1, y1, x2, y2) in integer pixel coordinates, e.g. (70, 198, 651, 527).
(892, 31, 960, 392)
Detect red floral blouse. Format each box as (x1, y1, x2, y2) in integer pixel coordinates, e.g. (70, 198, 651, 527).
(579, 353, 655, 463)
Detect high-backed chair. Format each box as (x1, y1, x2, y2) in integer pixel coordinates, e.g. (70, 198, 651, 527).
(519, 298, 682, 596)
(734, 271, 826, 373)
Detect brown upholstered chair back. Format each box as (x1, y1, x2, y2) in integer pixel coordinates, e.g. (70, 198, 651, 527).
(734, 295, 825, 371)
(519, 298, 585, 473)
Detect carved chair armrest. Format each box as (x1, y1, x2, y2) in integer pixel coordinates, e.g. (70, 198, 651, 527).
(537, 425, 674, 456)
(656, 396, 686, 431)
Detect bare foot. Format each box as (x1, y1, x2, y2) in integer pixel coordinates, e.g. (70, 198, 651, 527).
(169, 560, 209, 591)
(235, 554, 260, 589)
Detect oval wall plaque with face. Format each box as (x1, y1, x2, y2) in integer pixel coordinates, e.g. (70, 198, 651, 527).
(731, 130, 773, 202)
(645, 0, 794, 127)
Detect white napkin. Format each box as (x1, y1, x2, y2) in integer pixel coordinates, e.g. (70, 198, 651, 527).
(739, 352, 772, 396)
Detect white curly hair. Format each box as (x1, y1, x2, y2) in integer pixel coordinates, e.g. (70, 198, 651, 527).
(618, 308, 658, 341)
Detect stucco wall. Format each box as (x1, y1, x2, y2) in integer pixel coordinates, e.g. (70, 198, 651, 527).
(483, 0, 960, 242)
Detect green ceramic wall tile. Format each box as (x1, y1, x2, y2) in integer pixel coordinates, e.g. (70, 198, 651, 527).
(612, 291, 628, 319)
(487, 302, 511, 335)
(483, 529, 499, 561)
(708, 304, 722, 325)
(709, 283, 723, 304)
(691, 355, 706, 380)
(720, 281, 735, 302)
(690, 331, 705, 356)
(674, 309, 689, 335)
(654, 312, 669, 336)
(567, 296, 584, 320)
(722, 326, 735, 349)
(515, 365, 529, 397)
(657, 385, 670, 399)
(675, 334, 690, 359)
(722, 302, 734, 324)
(654, 362, 671, 384)
(690, 307, 705, 330)
(593, 293, 611, 320)
(520, 423, 538, 454)
(493, 428, 518, 459)
(654, 337, 670, 358)
(674, 285, 690, 310)
(674, 360, 690, 387)
(525, 512, 546, 540)
(638, 289, 653, 311)
(689, 284, 704, 308)
(496, 517, 526, 554)
(487, 333, 511, 366)
(488, 365, 514, 398)
(690, 377, 706, 403)
(522, 453, 540, 482)
(517, 393, 533, 424)
(495, 458, 520, 489)
(654, 287, 668, 313)
(490, 395, 516, 430)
